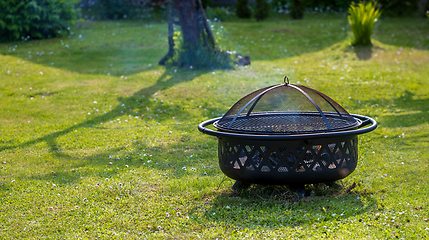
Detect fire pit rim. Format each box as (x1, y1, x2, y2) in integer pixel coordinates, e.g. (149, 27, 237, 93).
(198, 113, 377, 140)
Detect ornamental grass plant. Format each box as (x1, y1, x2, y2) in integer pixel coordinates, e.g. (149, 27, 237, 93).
(348, 1, 381, 46)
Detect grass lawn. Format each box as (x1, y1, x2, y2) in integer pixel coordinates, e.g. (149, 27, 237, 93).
(1, 13, 429, 238)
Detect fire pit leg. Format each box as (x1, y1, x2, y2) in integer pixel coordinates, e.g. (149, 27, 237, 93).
(231, 181, 251, 190)
(290, 184, 306, 200)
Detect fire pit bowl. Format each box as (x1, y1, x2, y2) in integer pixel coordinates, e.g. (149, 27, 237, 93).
(198, 77, 377, 187)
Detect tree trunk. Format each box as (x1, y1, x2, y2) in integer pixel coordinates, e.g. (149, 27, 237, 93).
(159, 0, 222, 67)
(158, 0, 175, 65)
(175, 0, 200, 46)
(198, 0, 216, 48)
(417, 0, 428, 17)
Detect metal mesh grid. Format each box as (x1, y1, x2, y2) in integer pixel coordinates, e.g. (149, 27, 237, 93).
(214, 112, 361, 134)
(216, 83, 360, 134)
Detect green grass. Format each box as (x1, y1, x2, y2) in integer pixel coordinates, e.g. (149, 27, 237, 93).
(1, 14, 429, 238)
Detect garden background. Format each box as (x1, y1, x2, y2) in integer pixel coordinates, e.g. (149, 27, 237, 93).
(1, 0, 429, 238)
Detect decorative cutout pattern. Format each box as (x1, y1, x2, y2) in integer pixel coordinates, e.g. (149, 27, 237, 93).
(219, 138, 358, 174)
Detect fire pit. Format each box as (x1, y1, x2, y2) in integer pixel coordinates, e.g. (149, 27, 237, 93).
(198, 77, 377, 188)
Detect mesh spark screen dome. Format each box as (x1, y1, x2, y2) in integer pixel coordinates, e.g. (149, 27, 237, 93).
(213, 82, 361, 135)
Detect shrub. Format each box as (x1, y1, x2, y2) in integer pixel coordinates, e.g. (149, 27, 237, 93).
(377, 0, 417, 17)
(348, 1, 381, 46)
(304, 0, 353, 12)
(303, 0, 420, 16)
(98, 0, 133, 20)
(81, 1, 167, 21)
(201, 0, 212, 9)
(255, 0, 270, 21)
(236, 0, 251, 18)
(271, 0, 289, 13)
(0, 0, 79, 43)
(291, 0, 304, 19)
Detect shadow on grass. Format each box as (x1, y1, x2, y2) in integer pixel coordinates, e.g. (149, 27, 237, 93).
(0, 17, 351, 73)
(1, 17, 428, 77)
(22, 134, 217, 186)
(344, 44, 388, 60)
(199, 183, 378, 227)
(373, 18, 429, 51)
(16, 43, 165, 77)
(0, 67, 207, 155)
(380, 101, 429, 128)
(23, 147, 126, 185)
(350, 45, 373, 60)
(0, 21, 168, 77)
(354, 90, 429, 128)
(0, 67, 224, 188)
(224, 21, 349, 61)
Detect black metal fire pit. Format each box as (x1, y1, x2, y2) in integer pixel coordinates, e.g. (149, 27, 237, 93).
(198, 77, 377, 188)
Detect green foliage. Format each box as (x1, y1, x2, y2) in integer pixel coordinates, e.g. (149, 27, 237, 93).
(291, 0, 304, 19)
(80, 1, 166, 21)
(296, 0, 419, 16)
(235, 0, 251, 18)
(377, 0, 417, 17)
(271, 0, 288, 13)
(206, 6, 236, 21)
(348, 1, 381, 46)
(98, 0, 133, 20)
(0, 0, 79, 43)
(305, 0, 418, 16)
(305, 0, 353, 12)
(254, 0, 270, 21)
(201, 0, 212, 9)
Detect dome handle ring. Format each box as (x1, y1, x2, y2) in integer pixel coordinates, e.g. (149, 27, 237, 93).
(284, 76, 289, 85)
